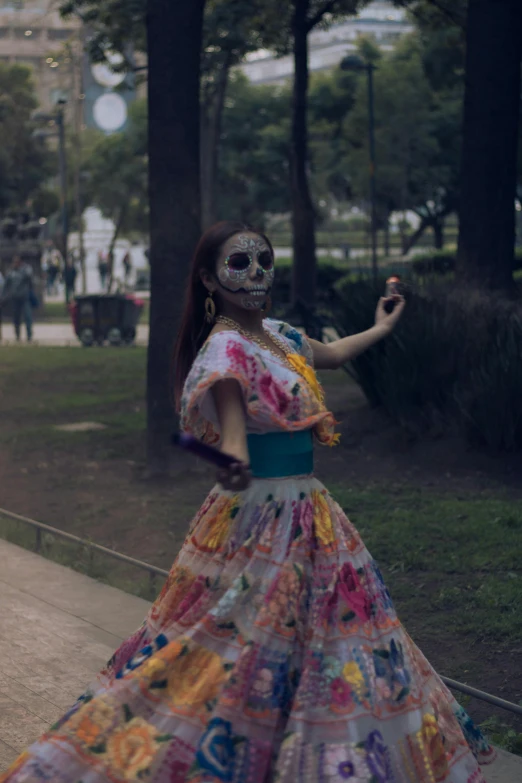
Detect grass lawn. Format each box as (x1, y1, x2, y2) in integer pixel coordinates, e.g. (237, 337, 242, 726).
(0, 345, 521, 749)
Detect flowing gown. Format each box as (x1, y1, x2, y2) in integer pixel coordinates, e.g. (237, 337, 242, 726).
(0, 320, 495, 783)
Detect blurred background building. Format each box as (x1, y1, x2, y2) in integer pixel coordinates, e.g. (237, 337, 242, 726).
(241, 1, 413, 84)
(0, 0, 80, 114)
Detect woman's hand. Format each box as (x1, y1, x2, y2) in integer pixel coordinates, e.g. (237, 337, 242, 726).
(217, 461, 252, 492)
(375, 296, 406, 334)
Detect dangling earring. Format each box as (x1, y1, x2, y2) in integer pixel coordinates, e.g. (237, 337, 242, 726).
(262, 295, 272, 313)
(205, 291, 216, 324)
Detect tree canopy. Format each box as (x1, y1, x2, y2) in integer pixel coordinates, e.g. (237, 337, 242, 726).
(82, 99, 148, 243)
(0, 63, 55, 215)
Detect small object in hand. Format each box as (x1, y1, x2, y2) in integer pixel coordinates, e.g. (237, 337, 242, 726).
(384, 276, 401, 314)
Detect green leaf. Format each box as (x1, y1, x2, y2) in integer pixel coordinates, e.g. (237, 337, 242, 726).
(374, 649, 390, 659)
(89, 742, 107, 754)
(123, 704, 134, 722)
(342, 611, 356, 622)
(156, 734, 173, 743)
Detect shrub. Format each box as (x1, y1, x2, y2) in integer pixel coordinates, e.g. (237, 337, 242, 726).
(331, 277, 522, 451)
(272, 262, 346, 308)
(411, 247, 522, 277)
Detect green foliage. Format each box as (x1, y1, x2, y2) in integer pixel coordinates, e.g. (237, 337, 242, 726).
(60, 0, 146, 65)
(479, 716, 522, 757)
(82, 99, 148, 236)
(332, 279, 522, 451)
(0, 63, 55, 213)
(339, 34, 461, 230)
(411, 248, 522, 276)
(271, 261, 346, 309)
(217, 73, 291, 223)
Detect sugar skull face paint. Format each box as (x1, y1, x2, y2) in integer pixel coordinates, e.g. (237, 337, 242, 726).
(215, 232, 275, 311)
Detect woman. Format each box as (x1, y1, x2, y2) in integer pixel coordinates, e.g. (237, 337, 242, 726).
(1, 221, 495, 783)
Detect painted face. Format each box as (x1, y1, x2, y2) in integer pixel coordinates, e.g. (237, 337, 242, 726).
(215, 232, 275, 310)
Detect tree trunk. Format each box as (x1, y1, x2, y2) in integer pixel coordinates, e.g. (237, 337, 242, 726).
(433, 218, 444, 250)
(291, 0, 317, 310)
(383, 216, 390, 257)
(201, 58, 231, 230)
(402, 217, 429, 255)
(457, 0, 522, 290)
(146, 0, 205, 475)
(106, 203, 128, 293)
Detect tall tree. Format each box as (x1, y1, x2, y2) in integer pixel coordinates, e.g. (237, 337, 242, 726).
(60, 0, 282, 231)
(199, 0, 283, 228)
(0, 63, 54, 213)
(146, 0, 205, 474)
(456, 0, 522, 290)
(289, 0, 364, 310)
(217, 73, 292, 225)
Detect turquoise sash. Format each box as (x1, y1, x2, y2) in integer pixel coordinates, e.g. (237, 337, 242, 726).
(247, 430, 314, 479)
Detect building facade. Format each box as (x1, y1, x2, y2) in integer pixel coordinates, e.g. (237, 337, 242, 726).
(241, 1, 413, 85)
(0, 0, 80, 112)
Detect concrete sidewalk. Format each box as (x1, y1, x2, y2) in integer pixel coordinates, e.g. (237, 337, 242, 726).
(0, 539, 521, 780)
(0, 322, 149, 347)
(0, 539, 150, 771)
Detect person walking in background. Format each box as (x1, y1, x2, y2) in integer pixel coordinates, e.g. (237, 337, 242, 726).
(107, 248, 115, 292)
(63, 257, 78, 305)
(122, 250, 132, 286)
(97, 250, 109, 291)
(0, 254, 34, 342)
(42, 242, 62, 296)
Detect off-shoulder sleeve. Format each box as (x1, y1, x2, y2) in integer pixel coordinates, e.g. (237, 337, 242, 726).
(266, 319, 314, 366)
(180, 332, 257, 444)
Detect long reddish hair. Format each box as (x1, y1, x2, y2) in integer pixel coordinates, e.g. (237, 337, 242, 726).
(172, 220, 274, 411)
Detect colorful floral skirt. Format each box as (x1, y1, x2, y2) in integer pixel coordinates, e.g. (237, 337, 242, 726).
(1, 477, 496, 783)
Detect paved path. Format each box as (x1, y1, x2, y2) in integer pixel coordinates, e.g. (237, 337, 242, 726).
(0, 539, 149, 772)
(0, 539, 521, 780)
(0, 322, 149, 347)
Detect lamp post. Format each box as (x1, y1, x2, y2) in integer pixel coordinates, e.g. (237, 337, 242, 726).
(33, 100, 68, 260)
(341, 55, 378, 287)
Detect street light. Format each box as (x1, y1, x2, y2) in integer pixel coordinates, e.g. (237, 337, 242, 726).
(341, 54, 378, 287)
(33, 100, 68, 259)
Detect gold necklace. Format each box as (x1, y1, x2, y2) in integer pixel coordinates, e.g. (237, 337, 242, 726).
(215, 315, 292, 366)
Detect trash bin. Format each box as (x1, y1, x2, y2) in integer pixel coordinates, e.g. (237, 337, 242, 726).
(69, 294, 144, 347)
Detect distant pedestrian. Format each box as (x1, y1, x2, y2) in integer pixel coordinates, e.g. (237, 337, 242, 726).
(0, 255, 34, 342)
(97, 250, 109, 291)
(122, 250, 132, 285)
(63, 258, 77, 304)
(42, 243, 62, 296)
(107, 248, 115, 291)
